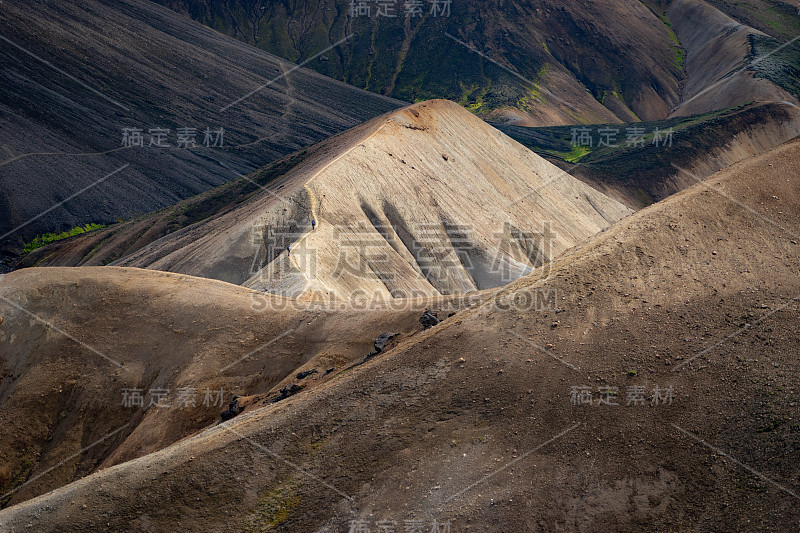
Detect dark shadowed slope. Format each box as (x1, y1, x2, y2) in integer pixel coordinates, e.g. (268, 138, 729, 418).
(1, 131, 798, 532)
(154, 0, 800, 127)
(154, 0, 685, 125)
(499, 101, 800, 209)
(0, 0, 402, 257)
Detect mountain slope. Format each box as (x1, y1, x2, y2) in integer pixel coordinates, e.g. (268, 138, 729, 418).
(154, 0, 800, 126)
(27, 100, 631, 300)
(154, 0, 686, 124)
(688, 0, 800, 42)
(667, 0, 799, 117)
(2, 131, 798, 532)
(0, 266, 478, 507)
(499, 101, 800, 209)
(0, 0, 402, 257)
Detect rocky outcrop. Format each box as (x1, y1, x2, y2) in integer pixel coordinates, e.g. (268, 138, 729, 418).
(419, 310, 440, 329)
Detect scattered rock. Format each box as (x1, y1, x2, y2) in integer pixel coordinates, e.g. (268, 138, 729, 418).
(296, 369, 318, 380)
(363, 332, 400, 361)
(220, 396, 242, 422)
(271, 384, 302, 403)
(420, 310, 440, 329)
(373, 332, 399, 353)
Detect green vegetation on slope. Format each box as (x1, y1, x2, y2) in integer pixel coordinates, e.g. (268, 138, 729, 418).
(748, 34, 800, 98)
(706, 0, 800, 42)
(152, 0, 684, 123)
(243, 482, 301, 532)
(639, 0, 685, 72)
(22, 224, 106, 253)
(495, 102, 798, 206)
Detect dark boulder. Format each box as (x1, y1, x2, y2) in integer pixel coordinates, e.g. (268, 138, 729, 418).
(365, 332, 399, 360)
(220, 396, 242, 422)
(271, 383, 302, 403)
(374, 332, 399, 353)
(296, 369, 318, 380)
(419, 310, 440, 329)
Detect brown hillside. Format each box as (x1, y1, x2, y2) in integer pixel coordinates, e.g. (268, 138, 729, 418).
(1, 136, 798, 531)
(0, 266, 480, 508)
